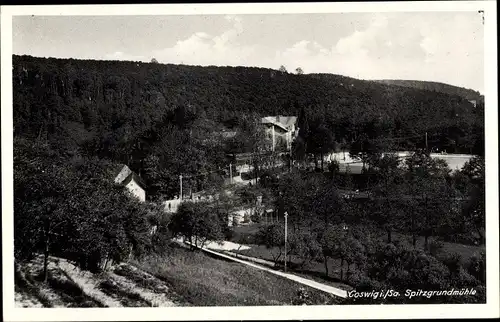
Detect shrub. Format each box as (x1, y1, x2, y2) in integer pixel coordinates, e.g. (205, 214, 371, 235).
(288, 231, 321, 269)
(291, 287, 312, 305)
(255, 224, 285, 265)
(250, 212, 261, 223)
(467, 251, 486, 284)
(428, 238, 444, 257)
(224, 227, 235, 240)
(328, 160, 340, 175)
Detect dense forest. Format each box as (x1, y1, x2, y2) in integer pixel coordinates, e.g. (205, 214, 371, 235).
(13, 54, 484, 201)
(373, 79, 484, 102)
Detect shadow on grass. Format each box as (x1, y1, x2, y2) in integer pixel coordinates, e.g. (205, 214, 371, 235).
(98, 279, 152, 307)
(38, 270, 106, 308)
(15, 265, 53, 308)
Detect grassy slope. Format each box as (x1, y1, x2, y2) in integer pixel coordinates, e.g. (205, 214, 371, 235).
(14, 255, 187, 308)
(133, 244, 344, 306)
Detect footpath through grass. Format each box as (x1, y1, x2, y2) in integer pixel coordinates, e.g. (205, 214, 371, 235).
(133, 243, 344, 306)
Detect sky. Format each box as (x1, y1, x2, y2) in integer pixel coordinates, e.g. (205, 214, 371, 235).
(12, 12, 484, 92)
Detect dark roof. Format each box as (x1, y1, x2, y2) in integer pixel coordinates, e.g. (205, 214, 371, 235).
(110, 163, 128, 180)
(122, 172, 147, 189)
(109, 163, 147, 189)
(262, 116, 297, 131)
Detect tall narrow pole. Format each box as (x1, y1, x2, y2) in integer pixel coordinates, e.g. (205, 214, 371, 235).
(284, 211, 288, 272)
(425, 132, 428, 152)
(179, 174, 183, 200)
(229, 163, 233, 184)
(272, 125, 276, 152)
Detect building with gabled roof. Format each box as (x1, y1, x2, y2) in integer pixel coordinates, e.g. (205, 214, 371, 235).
(112, 164, 147, 202)
(261, 116, 298, 151)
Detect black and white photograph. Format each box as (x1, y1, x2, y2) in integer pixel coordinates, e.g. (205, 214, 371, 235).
(1, 2, 498, 321)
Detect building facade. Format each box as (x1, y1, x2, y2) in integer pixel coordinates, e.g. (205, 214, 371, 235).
(261, 116, 298, 151)
(113, 164, 147, 202)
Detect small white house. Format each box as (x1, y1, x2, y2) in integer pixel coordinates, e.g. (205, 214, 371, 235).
(164, 197, 182, 213)
(164, 191, 222, 213)
(113, 164, 147, 202)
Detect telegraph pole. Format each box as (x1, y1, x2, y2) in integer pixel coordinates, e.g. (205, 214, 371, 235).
(272, 125, 276, 152)
(425, 132, 428, 152)
(284, 211, 288, 273)
(179, 174, 183, 200)
(229, 163, 233, 184)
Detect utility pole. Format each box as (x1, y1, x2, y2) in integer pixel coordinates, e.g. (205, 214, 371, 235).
(179, 174, 183, 200)
(272, 125, 276, 152)
(229, 163, 233, 184)
(425, 132, 428, 152)
(284, 211, 288, 273)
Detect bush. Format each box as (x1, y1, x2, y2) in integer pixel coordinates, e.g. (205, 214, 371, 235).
(255, 224, 285, 265)
(250, 212, 261, 223)
(346, 269, 367, 286)
(291, 287, 312, 305)
(428, 238, 444, 257)
(467, 251, 486, 284)
(288, 231, 321, 269)
(151, 214, 175, 255)
(328, 160, 340, 175)
(259, 171, 279, 189)
(224, 227, 235, 240)
(441, 252, 462, 273)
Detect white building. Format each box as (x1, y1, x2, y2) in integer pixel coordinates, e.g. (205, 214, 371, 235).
(163, 192, 219, 213)
(164, 197, 182, 213)
(113, 164, 147, 202)
(468, 99, 477, 108)
(261, 116, 298, 151)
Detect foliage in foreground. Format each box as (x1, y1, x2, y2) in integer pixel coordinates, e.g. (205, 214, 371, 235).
(246, 153, 486, 304)
(14, 137, 157, 275)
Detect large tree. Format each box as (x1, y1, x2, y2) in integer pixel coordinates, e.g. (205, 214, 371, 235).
(403, 150, 455, 249)
(168, 201, 226, 250)
(307, 114, 335, 170)
(369, 153, 405, 243)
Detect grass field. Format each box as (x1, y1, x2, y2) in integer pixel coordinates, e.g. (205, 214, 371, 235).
(133, 243, 344, 306)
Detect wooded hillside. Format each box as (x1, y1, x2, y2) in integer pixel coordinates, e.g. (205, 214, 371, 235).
(13, 55, 484, 200)
(12, 55, 487, 304)
(373, 79, 483, 102)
